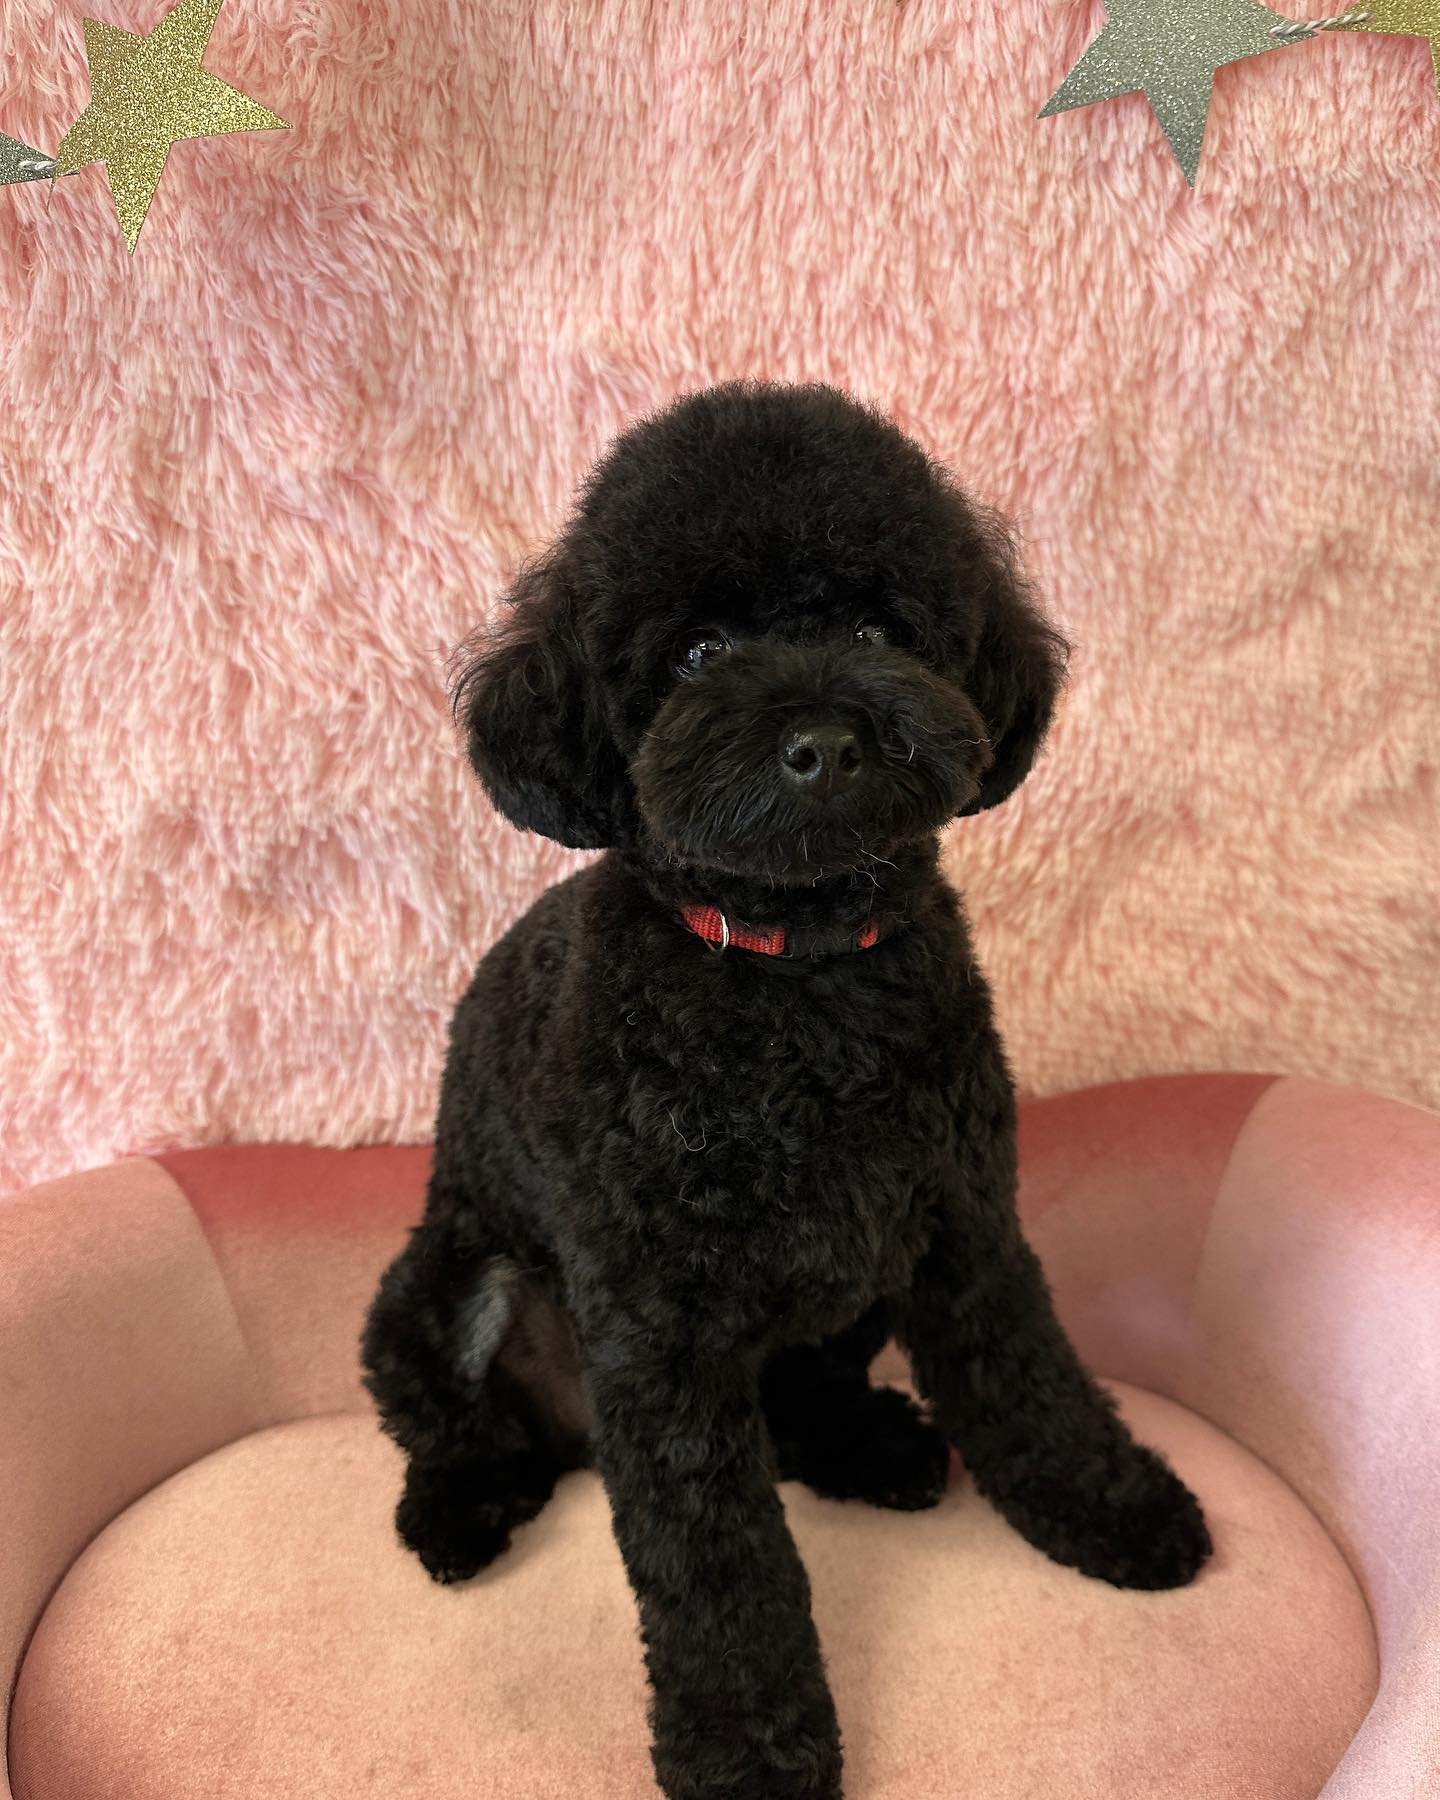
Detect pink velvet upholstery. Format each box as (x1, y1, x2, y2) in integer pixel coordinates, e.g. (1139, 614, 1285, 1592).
(2, 1076, 1436, 1797)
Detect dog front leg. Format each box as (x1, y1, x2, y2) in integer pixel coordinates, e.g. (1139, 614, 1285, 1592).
(581, 1321, 843, 1800)
(899, 1195, 1212, 1591)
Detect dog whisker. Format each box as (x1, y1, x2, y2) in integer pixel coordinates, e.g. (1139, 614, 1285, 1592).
(667, 1110, 709, 1153)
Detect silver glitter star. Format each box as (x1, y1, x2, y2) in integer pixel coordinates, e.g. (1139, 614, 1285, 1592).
(1040, 0, 1307, 185)
(0, 132, 61, 187)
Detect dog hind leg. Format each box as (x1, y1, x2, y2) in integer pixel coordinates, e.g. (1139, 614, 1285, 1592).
(761, 1301, 951, 1512)
(361, 1198, 576, 1583)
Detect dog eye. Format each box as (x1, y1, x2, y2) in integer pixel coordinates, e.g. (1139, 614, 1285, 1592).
(853, 620, 890, 647)
(675, 629, 732, 676)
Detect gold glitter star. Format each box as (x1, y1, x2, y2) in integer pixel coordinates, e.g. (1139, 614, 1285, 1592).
(53, 0, 287, 252)
(1040, 0, 1306, 186)
(1336, 0, 1440, 100)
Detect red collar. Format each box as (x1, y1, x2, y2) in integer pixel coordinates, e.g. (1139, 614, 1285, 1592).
(680, 904, 885, 959)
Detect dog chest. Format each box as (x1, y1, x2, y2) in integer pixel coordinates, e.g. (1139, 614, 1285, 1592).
(578, 952, 965, 1327)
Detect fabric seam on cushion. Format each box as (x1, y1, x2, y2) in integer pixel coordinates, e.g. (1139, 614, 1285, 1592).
(128, 1155, 280, 1434)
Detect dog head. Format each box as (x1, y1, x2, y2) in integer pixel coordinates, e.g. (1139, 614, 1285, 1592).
(453, 381, 1068, 881)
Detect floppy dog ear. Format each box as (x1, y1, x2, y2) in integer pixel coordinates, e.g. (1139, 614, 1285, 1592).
(956, 532, 1070, 816)
(450, 553, 633, 849)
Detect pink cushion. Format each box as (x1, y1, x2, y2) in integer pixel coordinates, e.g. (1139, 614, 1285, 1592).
(3, 1074, 1437, 1797)
(11, 1389, 1373, 1800)
(1021, 1077, 1440, 1799)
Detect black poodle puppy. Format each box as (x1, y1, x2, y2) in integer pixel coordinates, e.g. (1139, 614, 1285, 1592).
(361, 379, 1211, 1800)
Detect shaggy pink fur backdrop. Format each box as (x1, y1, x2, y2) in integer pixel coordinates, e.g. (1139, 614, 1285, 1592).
(1, 1, 1436, 1196)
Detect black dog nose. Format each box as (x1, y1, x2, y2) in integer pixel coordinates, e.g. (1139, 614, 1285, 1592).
(780, 725, 864, 799)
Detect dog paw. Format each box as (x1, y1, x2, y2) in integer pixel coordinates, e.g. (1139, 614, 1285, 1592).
(775, 1384, 951, 1512)
(662, 1769, 842, 1800)
(988, 1440, 1213, 1591)
(651, 1678, 843, 1800)
(395, 1455, 555, 1585)
(652, 1722, 843, 1800)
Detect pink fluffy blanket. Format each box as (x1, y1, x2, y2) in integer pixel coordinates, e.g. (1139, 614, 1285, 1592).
(1, 0, 1436, 1196)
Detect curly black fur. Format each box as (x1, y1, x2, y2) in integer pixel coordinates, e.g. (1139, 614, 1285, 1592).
(361, 380, 1211, 1799)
